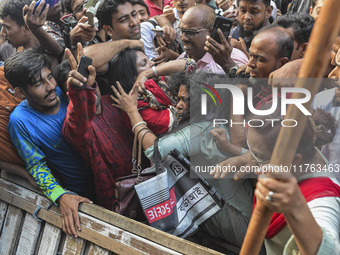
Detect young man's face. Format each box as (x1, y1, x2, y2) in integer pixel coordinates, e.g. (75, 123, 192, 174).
(0, 16, 27, 47)
(107, 2, 141, 40)
(238, 0, 271, 36)
(72, 0, 87, 21)
(173, 0, 195, 15)
(133, 4, 149, 22)
(24, 67, 60, 114)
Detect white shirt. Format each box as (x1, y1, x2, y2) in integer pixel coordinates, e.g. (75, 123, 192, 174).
(312, 88, 340, 182)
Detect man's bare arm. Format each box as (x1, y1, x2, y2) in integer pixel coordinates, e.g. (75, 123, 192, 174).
(23, 2, 64, 58)
(83, 39, 144, 73)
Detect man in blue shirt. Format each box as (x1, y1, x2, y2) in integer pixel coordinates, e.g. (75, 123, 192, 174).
(5, 50, 96, 238)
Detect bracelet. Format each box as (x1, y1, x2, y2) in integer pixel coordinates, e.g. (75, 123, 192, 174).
(152, 66, 158, 77)
(132, 121, 147, 133)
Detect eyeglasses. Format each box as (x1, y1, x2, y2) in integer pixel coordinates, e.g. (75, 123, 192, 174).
(246, 139, 270, 164)
(179, 28, 210, 39)
(72, 0, 88, 16)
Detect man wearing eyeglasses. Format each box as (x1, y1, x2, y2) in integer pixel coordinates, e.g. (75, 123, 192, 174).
(177, 4, 248, 75)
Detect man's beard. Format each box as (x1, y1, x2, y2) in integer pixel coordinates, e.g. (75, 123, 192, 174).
(240, 18, 265, 38)
(43, 97, 61, 113)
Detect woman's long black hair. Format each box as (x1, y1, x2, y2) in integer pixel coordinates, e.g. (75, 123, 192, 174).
(109, 47, 144, 94)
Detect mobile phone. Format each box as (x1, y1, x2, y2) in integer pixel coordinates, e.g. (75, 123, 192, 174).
(210, 16, 233, 44)
(34, 0, 60, 14)
(77, 56, 93, 86)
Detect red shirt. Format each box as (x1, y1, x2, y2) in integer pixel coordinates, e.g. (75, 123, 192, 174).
(253, 177, 340, 239)
(254, 86, 273, 109)
(138, 79, 175, 134)
(62, 84, 134, 210)
(144, 0, 172, 17)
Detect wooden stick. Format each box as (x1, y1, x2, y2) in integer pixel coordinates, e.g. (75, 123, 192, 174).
(240, 1, 340, 254)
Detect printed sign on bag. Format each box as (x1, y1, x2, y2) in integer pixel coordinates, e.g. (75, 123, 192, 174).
(177, 182, 207, 221)
(170, 161, 185, 176)
(145, 187, 176, 223)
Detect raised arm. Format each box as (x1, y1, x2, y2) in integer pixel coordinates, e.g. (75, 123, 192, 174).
(255, 172, 333, 255)
(111, 83, 157, 150)
(23, 1, 64, 59)
(62, 45, 98, 143)
(154, 15, 176, 43)
(204, 30, 236, 73)
(83, 39, 144, 72)
(134, 58, 196, 90)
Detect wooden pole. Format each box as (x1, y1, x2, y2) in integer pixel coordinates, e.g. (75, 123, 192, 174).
(240, 1, 340, 254)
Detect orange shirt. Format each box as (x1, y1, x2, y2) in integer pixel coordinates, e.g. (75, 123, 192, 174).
(0, 66, 24, 166)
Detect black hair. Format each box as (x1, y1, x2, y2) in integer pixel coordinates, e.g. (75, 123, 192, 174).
(248, 105, 336, 159)
(54, 59, 72, 95)
(311, 0, 318, 9)
(131, 0, 149, 15)
(237, 0, 271, 8)
(109, 47, 143, 93)
(4, 50, 51, 91)
(276, 13, 314, 45)
(168, 72, 190, 93)
(257, 26, 294, 60)
(0, 0, 31, 27)
(97, 0, 132, 27)
(63, 0, 75, 13)
(60, 0, 68, 14)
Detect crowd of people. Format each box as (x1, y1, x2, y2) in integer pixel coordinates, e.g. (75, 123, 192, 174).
(0, 0, 339, 254)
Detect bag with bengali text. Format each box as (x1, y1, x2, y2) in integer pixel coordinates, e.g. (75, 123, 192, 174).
(134, 142, 224, 238)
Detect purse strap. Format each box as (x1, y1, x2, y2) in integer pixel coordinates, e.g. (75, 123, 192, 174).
(132, 128, 149, 174)
(132, 127, 153, 180)
(136, 130, 152, 181)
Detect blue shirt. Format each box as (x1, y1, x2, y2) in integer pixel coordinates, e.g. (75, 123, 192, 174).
(8, 87, 95, 204)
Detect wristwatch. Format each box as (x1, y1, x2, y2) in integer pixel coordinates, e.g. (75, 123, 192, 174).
(229, 64, 239, 76)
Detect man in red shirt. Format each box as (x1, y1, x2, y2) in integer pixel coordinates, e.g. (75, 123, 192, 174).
(145, 0, 172, 17)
